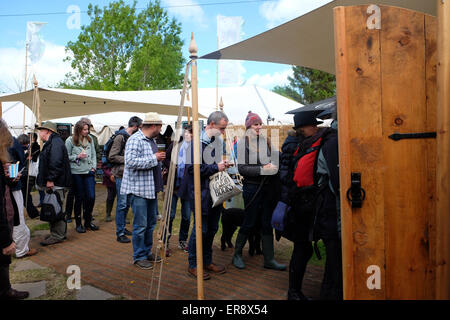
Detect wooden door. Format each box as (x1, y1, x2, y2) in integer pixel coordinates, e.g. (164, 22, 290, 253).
(334, 5, 437, 299)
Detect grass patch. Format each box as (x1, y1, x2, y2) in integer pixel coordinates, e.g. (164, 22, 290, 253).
(39, 274, 77, 300)
(309, 240, 326, 267)
(9, 260, 76, 300)
(31, 223, 49, 232)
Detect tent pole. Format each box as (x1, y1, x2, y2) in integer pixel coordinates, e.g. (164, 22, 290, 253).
(436, 0, 450, 300)
(189, 32, 204, 300)
(23, 43, 28, 134)
(33, 76, 43, 149)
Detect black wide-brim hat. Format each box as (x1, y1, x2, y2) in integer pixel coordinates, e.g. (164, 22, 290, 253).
(293, 110, 323, 129)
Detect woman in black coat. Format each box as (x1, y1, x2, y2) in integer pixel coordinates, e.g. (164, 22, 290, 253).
(0, 119, 29, 300)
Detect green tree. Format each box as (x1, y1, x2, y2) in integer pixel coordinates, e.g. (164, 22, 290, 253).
(59, 0, 185, 90)
(274, 66, 336, 104)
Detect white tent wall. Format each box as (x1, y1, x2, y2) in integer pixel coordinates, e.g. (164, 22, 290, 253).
(1, 86, 302, 141)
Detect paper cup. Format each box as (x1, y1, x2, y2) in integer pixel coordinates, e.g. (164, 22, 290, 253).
(9, 163, 19, 178)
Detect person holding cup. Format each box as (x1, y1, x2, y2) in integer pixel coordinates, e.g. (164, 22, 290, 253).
(232, 111, 286, 271)
(65, 120, 98, 233)
(0, 118, 30, 299)
(121, 112, 166, 270)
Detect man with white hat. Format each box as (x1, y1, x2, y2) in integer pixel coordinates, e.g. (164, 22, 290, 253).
(121, 112, 166, 270)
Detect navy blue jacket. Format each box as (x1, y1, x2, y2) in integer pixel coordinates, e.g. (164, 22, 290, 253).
(279, 130, 303, 204)
(185, 135, 219, 215)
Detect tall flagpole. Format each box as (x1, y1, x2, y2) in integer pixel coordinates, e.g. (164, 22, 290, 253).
(189, 32, 204, 300)
(436, 0, 450, 300)
(23, 43, 28, 133)
(216, 35, 219, 111)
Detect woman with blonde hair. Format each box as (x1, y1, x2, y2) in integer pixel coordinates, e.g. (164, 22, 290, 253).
(65, 120, 98, 233)
(0, 119, 29, 299)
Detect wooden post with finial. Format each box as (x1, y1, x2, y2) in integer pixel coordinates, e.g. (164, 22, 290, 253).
(219, 97, 227, 161)
(436, 0, 450, 300)
(33, 75, 43, 149)
(189, 32, 204, 300)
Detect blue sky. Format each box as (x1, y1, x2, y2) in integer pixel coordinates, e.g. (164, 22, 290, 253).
(0, 0, 332, 93)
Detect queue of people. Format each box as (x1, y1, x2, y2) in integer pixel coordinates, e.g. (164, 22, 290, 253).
(0, 105, 341, 300)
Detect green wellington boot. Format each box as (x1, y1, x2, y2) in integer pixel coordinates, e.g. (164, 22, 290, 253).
(262, 234, 287, 271)
(232, 232, 248, 269)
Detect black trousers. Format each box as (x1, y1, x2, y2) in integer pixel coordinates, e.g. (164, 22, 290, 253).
(65, 188, 75, 219)
(320, 238, 343, 300)
(106, 186, 117, 213)
(288, 241, 313, 294)
(0, 265, 11, 297)
(20, 176, 39, 219)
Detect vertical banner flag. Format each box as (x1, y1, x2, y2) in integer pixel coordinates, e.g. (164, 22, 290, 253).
(26, 22, 47, 64)
(217, 15, 244, 85)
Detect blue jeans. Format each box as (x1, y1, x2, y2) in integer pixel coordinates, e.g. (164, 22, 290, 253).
(166, 194, 191, 243)
(187, 205, 221, 269)
(115, 178, 130, 237)
(72, 172, 96, 226)
(130, 195, 158, 263)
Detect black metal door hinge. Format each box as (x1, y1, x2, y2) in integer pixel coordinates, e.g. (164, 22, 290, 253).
(388, 132, 436, 141)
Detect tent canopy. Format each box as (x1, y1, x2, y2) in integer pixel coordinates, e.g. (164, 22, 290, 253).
(200, 0, 437, 74)
(0, 87, 206, 121)
(1, 86, 302, 127)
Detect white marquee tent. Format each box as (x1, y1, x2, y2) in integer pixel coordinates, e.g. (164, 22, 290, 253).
(0, 86, 302, 142)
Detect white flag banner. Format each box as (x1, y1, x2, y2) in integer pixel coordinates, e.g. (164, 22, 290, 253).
(217, 15, 244, 85)
(26, 21, 47, 64)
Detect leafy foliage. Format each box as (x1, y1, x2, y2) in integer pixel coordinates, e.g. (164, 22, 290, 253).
(59, 0, 185, 90)
(274, 66, 336, 104)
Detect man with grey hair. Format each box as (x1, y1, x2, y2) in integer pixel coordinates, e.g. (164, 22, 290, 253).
(185, 110, 231, 280)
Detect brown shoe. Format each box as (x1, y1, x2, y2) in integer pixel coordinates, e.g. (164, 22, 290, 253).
(204, 263, 226, 274)
(188, 267, 211, 280)
(17, 248, 38, 258)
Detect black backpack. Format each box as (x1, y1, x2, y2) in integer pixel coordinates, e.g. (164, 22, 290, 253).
(101, 132, 129, 168)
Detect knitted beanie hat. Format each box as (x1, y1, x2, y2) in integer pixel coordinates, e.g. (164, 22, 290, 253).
(245, 111, 263, 129)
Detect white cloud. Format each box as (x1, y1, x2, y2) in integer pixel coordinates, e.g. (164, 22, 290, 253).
(0, 41, 73, 93)
(162, 0, 207, 28)
(259, 0, 332, 28)
(246, 68, 293, 89)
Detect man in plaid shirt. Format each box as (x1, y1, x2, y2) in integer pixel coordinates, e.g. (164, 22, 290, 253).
(121, 112, 166, 270)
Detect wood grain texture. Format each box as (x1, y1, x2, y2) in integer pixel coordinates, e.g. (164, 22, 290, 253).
(380, 7, 430, 299)
(425, 14, 437, 300)
(335, 5, 437, 299)
(335, 5, 385, 300)
(436, 0, 450, 300)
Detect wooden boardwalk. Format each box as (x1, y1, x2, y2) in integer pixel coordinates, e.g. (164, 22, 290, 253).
(29, 218, 323, 300)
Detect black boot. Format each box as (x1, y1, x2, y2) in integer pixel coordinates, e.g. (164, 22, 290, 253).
(261, 234, 286, 271)
(232, 232, 248, 269)
(287, 241, 313, 300)
(105, 201, 113, 222)
(75, 216, 85, 233)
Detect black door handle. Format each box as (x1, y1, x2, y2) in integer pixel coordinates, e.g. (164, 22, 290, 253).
(346, 172, 365, 208)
